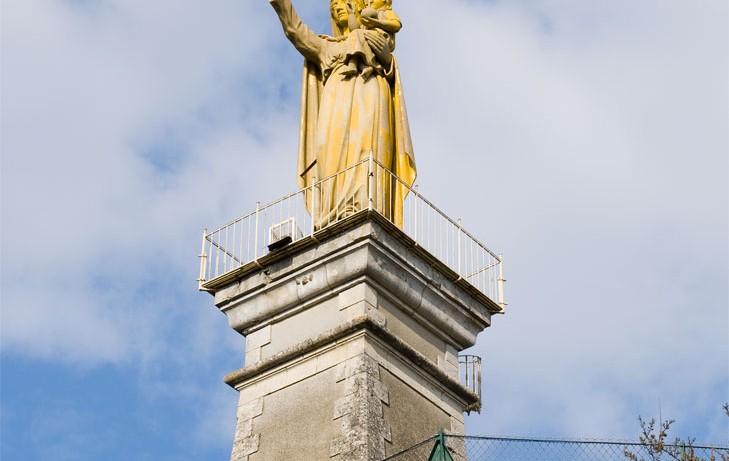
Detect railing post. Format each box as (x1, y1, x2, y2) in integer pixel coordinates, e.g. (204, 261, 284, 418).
(413, 185, 419, 243)
(457, 219, 463, 277)
(198, 228, 208, 290)
(464, 357, 470, 389)
(367, 152, 374, 211)
(498, 254, 507, 309)
(311, 176, 318, 235)
(254, 201, 260, 260)
(476, 356, 482, 400)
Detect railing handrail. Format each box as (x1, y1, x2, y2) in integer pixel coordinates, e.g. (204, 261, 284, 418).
(207, 159, 371, 236)
(368, 157, 501, 262)
(199, 159, 505, 309)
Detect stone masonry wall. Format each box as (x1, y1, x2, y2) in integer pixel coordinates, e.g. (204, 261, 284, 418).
(230, 398, 263, 461)
(330, 354, 391, 461)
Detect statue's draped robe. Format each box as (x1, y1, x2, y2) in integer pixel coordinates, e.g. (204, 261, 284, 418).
(272, 0, 415, 228)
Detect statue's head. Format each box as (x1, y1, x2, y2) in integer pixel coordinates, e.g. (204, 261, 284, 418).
(330, 0, 348, 26)
(330, 0, 365, 36)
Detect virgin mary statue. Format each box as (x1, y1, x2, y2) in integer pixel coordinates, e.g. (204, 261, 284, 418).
(268, 0, 416, 229)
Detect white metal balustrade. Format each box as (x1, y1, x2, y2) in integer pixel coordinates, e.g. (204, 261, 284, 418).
(198, 157, 506, 309)
(458, 354, 483, 401)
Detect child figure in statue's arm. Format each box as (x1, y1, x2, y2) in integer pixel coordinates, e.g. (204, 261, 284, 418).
(342, 0, 401, 79)
(360, 0, 401, 40)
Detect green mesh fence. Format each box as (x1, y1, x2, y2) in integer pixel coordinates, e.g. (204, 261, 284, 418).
(383, 435, 729, 461)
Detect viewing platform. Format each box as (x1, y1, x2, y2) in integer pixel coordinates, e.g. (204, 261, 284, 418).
(198, 157, 506, 311)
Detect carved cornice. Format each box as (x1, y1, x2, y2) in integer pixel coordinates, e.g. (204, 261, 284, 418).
(224, 314, 481, 412)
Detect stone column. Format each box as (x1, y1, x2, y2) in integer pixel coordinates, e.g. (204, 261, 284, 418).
(205, 212, 501, 460)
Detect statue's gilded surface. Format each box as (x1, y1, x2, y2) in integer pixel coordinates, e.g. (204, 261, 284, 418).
(268, 0, 416, 228)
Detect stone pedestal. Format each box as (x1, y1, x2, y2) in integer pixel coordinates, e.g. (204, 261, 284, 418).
(205, 212, 501, 460)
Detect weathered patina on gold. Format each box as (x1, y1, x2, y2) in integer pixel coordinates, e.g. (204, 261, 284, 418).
(268, 0, 416, 228)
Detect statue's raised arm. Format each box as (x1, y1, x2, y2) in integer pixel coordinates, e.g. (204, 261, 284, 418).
(268, 0, 323, 65)
(267, 0, 416, 229)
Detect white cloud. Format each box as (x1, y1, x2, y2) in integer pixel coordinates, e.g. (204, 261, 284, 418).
(392, 0, 727, 440)
(1, 0, 284, 362)
(1, 0, 726, 452)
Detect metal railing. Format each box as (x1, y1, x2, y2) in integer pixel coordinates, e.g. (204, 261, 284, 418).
(199, 157, 505, 308)
(459, 355, 482, 401)
(382, 434, 729, 461)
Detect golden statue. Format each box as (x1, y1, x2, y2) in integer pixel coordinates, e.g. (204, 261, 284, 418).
(268, 0, 416, 229)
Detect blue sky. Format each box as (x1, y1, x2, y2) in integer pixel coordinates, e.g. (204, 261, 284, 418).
(1, 0, 727, 459)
